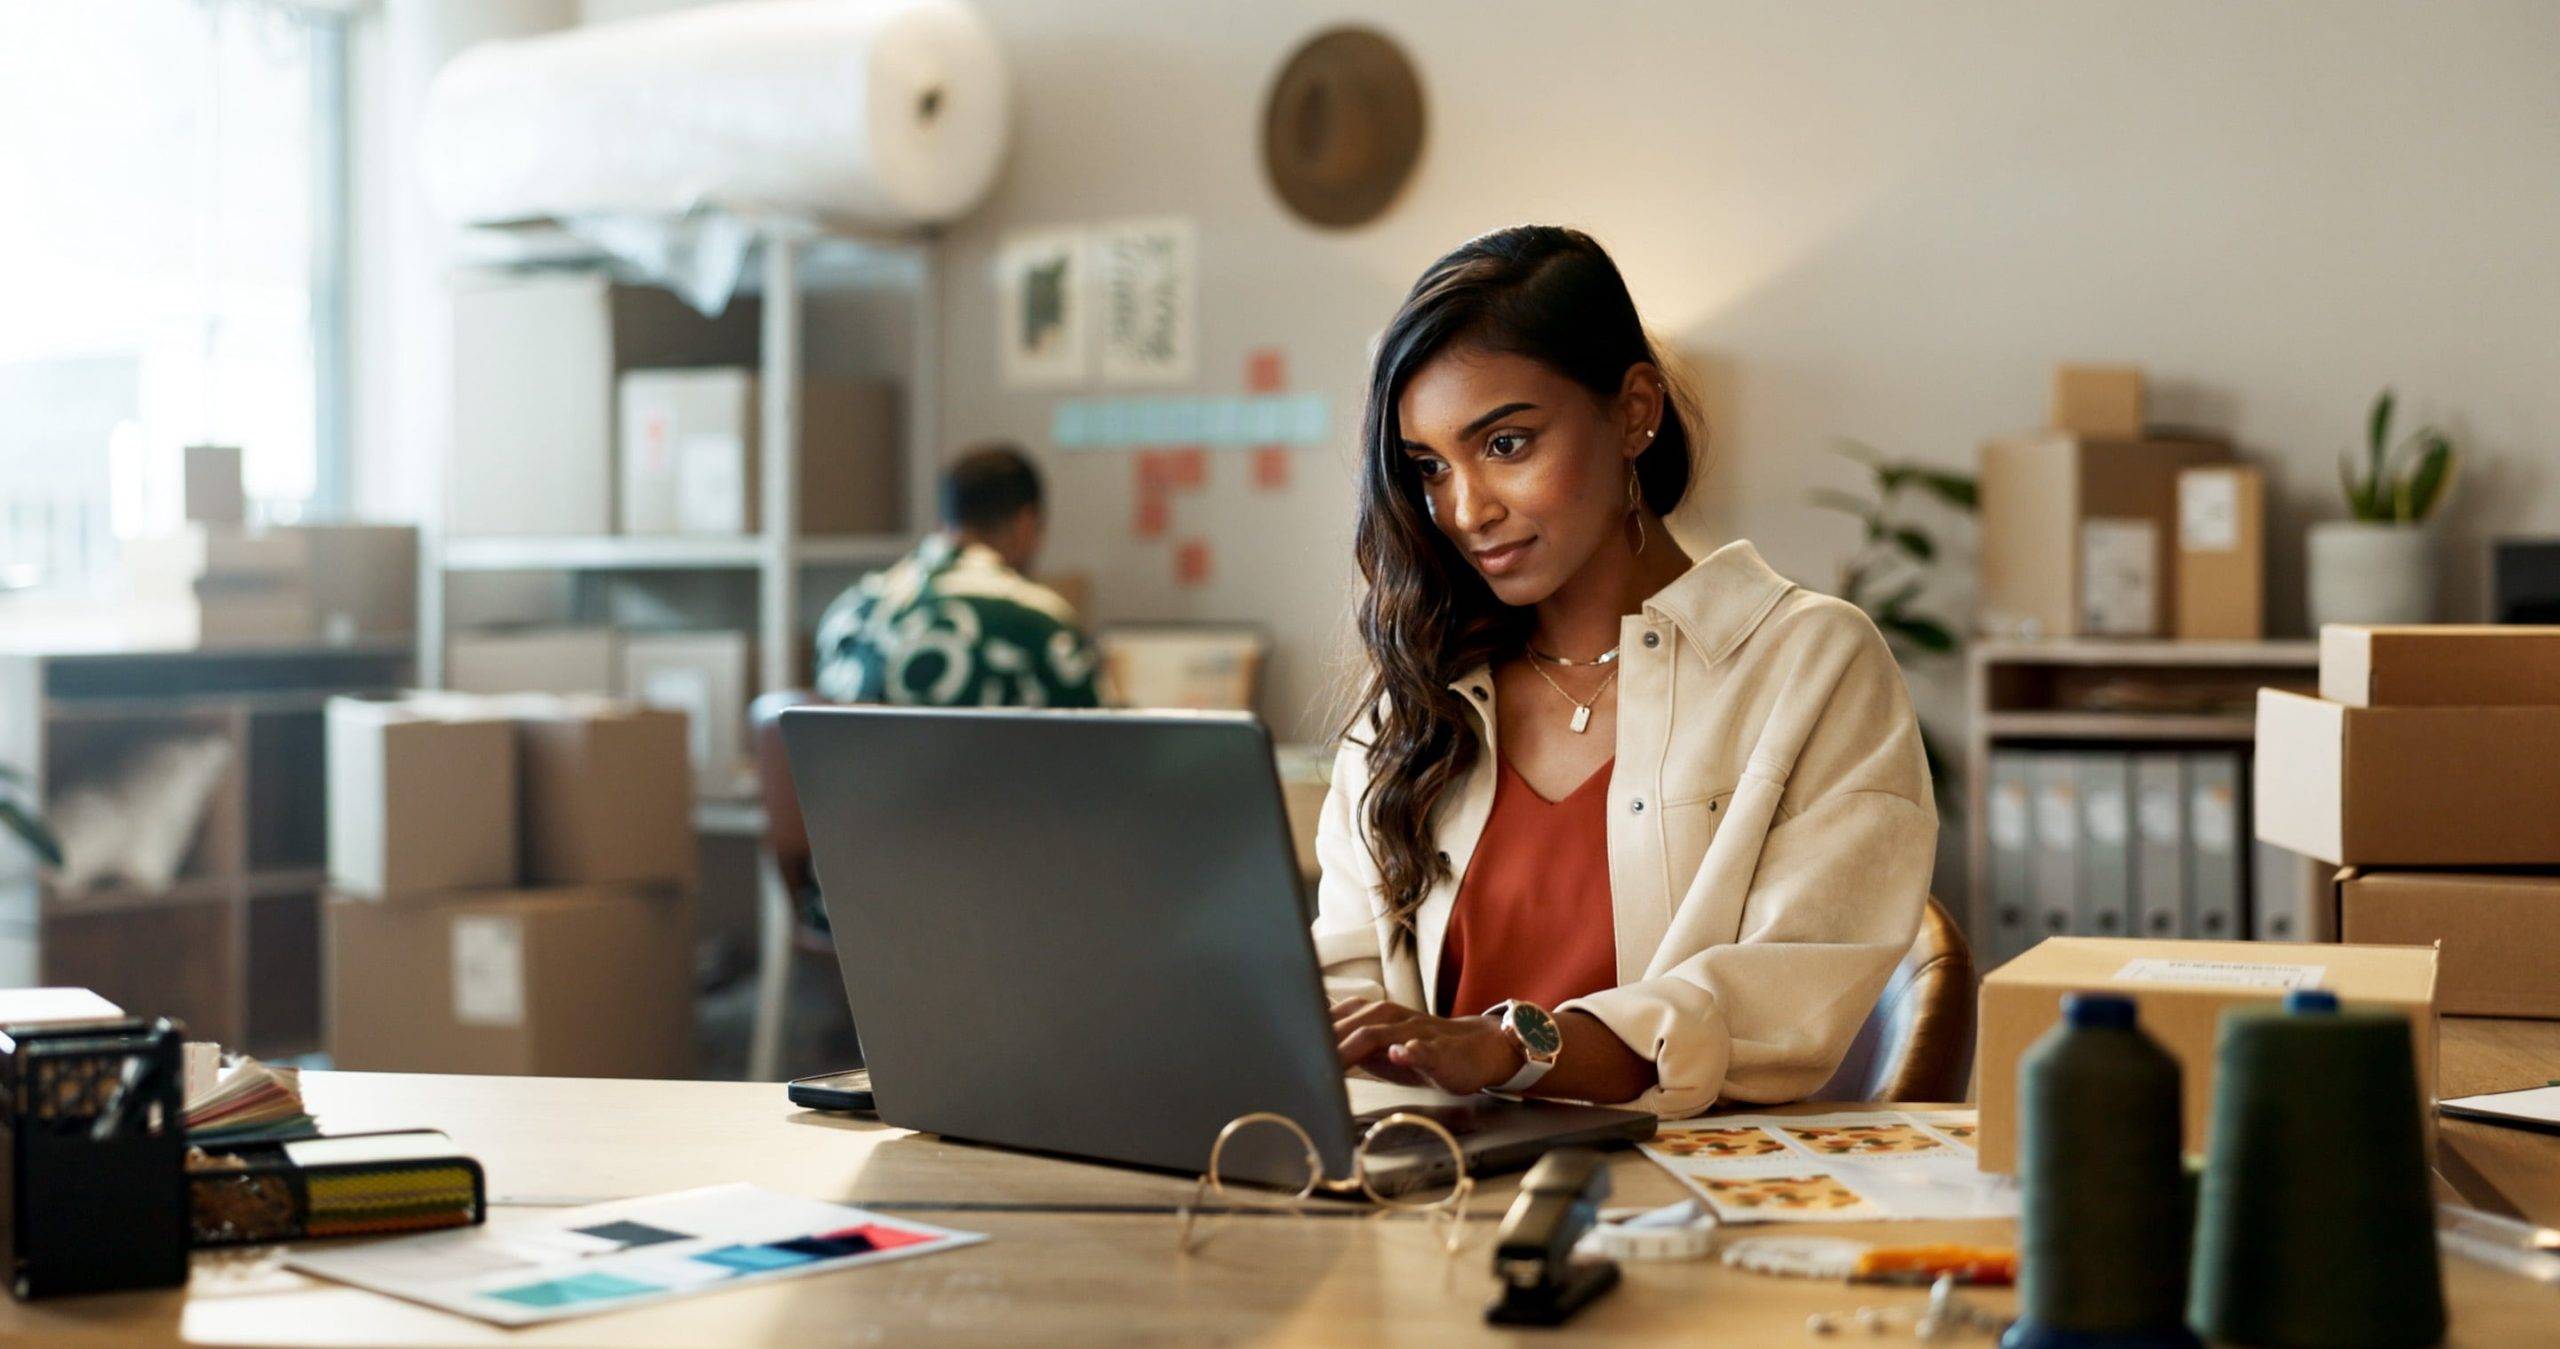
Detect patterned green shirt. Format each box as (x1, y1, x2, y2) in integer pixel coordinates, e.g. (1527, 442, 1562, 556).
(815, 536, 1101, 708)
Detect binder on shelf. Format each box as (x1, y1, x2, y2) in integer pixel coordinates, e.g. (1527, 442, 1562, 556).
(2076, 753, 2135, 937)
(2030, 753, 2082, 941)
(2251, 841, 2326, 942)
(2185, 750, 2246, 940)
(2132, 752, 2189, 938)
(1986, 751, 2038, 967)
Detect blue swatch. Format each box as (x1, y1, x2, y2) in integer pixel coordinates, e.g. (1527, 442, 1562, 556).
(692, 1243, 816, 1273)
(488, 1271, 664, 1308)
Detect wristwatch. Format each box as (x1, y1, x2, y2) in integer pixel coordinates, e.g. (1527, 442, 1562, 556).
(1486, 999, 1564, 1094)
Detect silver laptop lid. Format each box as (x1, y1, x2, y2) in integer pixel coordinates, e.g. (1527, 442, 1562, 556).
(779, 706, 1360, 1177)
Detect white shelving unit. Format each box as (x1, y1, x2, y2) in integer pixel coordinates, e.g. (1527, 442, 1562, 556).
(420, 216, 941, 701)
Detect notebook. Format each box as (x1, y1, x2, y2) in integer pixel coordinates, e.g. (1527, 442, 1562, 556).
(2439, 1086, 2560, 1136)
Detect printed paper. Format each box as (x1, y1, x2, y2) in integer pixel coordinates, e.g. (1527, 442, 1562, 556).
(450, 914, 525, 1027)
(1094, 217, 1197, 385)
(288, 1184, 983, 1327)
(996, 228, 1088, 388)
(1642, 1111, 2015, 1224)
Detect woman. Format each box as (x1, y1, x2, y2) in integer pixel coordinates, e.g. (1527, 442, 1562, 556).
(1314, 226, 1936, 1117)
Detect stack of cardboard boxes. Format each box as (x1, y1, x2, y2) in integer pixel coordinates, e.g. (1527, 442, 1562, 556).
(2255, 625, 2560, 1020)
(323, 693, 697, 1077)
(121, 445, 418, 647)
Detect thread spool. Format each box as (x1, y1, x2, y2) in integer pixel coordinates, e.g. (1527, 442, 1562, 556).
(2189, 988, 2445, 1348)
(2003, 993, 2199, 1349)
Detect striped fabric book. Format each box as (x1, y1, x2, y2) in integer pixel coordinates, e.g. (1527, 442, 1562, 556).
(188, 1130, 486, 1247)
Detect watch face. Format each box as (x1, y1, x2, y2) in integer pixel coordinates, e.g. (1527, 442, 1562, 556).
(1510, 1003, 1563, 1058)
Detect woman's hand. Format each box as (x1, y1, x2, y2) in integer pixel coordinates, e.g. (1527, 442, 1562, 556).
(1330, 997, 1524, 1096)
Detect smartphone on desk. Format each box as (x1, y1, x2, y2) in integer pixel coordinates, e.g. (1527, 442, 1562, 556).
(787, 1067, 876, 1114)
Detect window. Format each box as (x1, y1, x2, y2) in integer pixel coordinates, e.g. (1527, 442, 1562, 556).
(0, 0, 349, 587)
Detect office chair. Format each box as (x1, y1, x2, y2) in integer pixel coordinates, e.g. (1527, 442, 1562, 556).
(1815, 896, 1977, 1103)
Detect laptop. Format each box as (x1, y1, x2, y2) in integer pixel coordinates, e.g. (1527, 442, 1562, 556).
(779, 706, 1655, 1189)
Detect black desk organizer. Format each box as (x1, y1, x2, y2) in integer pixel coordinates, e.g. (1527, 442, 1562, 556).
(1, 1017, 189, 1300)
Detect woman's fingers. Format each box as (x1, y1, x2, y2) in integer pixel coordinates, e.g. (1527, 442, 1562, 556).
(1331, 1000, 1414, 1038)
(1336, 1023, 1409, 1068)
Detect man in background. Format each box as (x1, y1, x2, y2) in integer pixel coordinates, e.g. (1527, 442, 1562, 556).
(816, 444, 1100, 708)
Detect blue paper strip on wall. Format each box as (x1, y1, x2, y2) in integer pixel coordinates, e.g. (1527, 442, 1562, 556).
(1052, 393, 1331, 449)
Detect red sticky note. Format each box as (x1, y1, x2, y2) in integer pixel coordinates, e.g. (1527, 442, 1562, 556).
(1246, 348, 1288, 394)
(1165, 446, 1208, 490)
(1134, 450, 1171, 492)
(1252, 445, 1292, 491)
(1175, 539, 1212, 587)
(1134, 487, 1170, 539)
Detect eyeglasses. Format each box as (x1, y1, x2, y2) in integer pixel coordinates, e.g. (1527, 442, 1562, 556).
(1177, 1110, 1476, 1256)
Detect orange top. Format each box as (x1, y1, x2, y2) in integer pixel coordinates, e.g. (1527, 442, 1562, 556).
(1435, 757, 1620, 1018)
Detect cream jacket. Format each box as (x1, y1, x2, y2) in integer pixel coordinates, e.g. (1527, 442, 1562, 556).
(1311, 540, 1937, 1118)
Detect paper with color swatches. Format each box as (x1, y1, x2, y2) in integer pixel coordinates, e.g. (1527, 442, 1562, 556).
(1641, 1110, 2017, 1223)
(286, 1183, 983, 1326)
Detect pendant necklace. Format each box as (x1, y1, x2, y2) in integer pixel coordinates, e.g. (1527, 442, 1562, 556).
(1529, 658, 1618, 734)
(1529, 643, 1620, 668)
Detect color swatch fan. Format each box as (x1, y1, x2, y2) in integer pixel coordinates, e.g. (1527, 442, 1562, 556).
(185, 1054, 316, 1144)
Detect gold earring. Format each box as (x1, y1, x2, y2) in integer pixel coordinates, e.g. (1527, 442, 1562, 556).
(1626, 468, 1648, 556)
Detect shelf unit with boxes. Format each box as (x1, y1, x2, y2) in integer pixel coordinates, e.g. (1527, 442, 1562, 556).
(423, 219, 941, 796)
(0, 641, 414, 1054)
(1965, 637, 2325, 972)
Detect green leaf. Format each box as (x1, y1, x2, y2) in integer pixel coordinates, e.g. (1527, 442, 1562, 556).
(1832, 439, 1884, 466)
(1892, 528, 1937, 561)
(1876, 465, 1914, 494)
(1807, 487, 1879, 519)
(2369, 388, 2396, 458)
(2341, 451, 2380, 521)
(0, 799, 61, 869)
(1874, 580, 1924, 616)
(1879, 613, 1957, 653)
(2401, 435, 2455, 522)
(1915, 471, 1979, 509)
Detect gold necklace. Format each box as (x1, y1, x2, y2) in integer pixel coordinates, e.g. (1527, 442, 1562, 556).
(1528, 658, 1618, 734)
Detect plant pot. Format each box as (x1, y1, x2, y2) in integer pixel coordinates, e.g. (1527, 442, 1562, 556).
(2307, 521, 2438, 629)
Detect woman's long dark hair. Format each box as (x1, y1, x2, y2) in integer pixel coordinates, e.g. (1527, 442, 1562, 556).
(1345, 225, 1699, 952)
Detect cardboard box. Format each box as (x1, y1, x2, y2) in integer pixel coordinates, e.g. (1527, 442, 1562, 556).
(449, 272, 760, 537)
(619, 369, 904, 537)
(119, 526, 314, 648)
(278, 524, 418, 642)
(509, 697, 696, 886)
(1976, 936, 2438, 1173)
(1977, 432, 2234, 639)
(326, 884, 693, 1079)
(2174, 466, 2264, 640)
(183, 444, 246, 525)
(1099, 626, 1268, 711)
(2253, 689, 2560, 865)
(325, 697, 518, 896)
(622, 631, 751, 784)
(2319, 625, 2560, 707)
(2337, 869, 2560, 1018)
(448, 628, 621, 697)
(2051, 365, 2145, 438)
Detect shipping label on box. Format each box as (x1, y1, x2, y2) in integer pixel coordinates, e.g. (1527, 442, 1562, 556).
(451, 914, 526, 1027)
(2080, 519, 2157, 635)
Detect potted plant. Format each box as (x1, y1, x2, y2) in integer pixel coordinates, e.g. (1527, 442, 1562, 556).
(1811, 441, 1976, 805)
(2309, 389, 2459, 628)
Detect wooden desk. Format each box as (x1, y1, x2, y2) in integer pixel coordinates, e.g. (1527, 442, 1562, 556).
(8, 1019, 2556, 1345)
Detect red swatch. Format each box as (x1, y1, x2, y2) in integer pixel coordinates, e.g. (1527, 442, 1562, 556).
(1165, 445, 1208, 490)
(1246, 348, 1288, 394)
(1253, 445, 1292, 491)
(822, 1223, 936, 1252)
(1134, 487, 1170, 539)
(1134, 450, 1172, 492)
(1175, 539, 1212, 587)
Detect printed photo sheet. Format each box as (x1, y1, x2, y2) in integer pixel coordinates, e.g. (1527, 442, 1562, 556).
(1641, 1110, 2015, 1224)
(287, 1183, 984, 1326)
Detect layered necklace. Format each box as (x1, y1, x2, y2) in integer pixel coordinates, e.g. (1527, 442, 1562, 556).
(1525, 642, 1621, 734)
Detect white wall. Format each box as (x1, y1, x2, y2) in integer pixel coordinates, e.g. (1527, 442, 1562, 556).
(371, 1, 2560, 751)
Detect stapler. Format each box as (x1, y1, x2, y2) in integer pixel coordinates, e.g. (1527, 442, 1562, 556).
(1487, 1147, 1621, 1327)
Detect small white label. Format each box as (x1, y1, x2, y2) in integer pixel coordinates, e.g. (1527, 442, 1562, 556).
(2135, 783, 2182, 843)
(2083, 784, 2130, 846)
(2081, 518, 2158, 635)
(677, 433, 747, 534)
(2113, 958, 2326, 989)
(2193, 783, 2238, 851)
(452, 914, 526, 1027)
(1989, 782, 2032, 851)
(2034, 783, 2078, 844)
(2180, 470, 2242, 552)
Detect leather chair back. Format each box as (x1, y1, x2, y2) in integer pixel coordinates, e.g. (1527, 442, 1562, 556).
(1815, 896, 1976, 1102)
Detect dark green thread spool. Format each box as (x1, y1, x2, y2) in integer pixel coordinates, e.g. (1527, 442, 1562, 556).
(2004, 993, 2201, 1349)
(2188, 989, 2445, 1348)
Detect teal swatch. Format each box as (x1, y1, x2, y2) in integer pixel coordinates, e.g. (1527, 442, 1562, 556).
(1053, 394, 1331, 449)
(487, 1271, 664, 1308)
